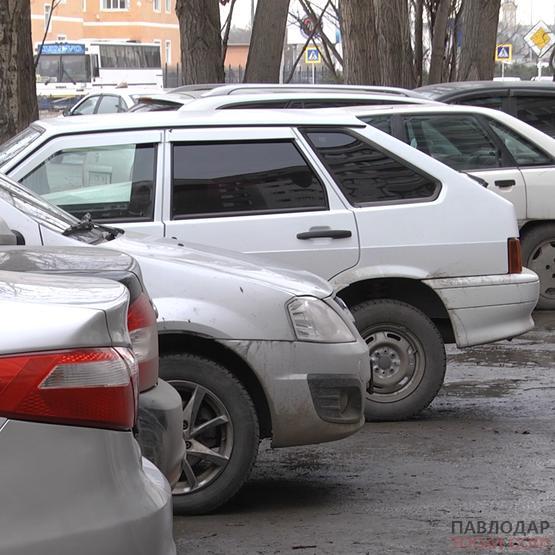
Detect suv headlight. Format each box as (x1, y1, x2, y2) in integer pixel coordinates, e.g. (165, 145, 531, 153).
(287, 297, 356, 343)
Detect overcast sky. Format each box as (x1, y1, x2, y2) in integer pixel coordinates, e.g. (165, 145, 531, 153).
(223, 0, 555, 29)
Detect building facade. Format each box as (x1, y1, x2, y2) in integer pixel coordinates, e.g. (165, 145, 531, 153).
(30, 0, 180, 65)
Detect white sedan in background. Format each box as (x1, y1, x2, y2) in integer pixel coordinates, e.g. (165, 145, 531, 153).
(64, 87, 170, 116)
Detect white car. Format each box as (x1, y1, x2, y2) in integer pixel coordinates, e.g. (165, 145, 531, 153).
(346, 104, 555, 309)
(0, 110, 539, 424)
(178, 91, 436, 111)
(65, 87, 170, 116)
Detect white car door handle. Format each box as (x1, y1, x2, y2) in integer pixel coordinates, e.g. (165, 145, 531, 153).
(495, 179, 516, 188)
(297, 229, 352, 240)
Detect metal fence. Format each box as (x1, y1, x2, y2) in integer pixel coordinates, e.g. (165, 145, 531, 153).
(163, 63, 340, 88)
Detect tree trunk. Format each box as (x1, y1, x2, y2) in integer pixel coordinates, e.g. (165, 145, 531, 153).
(0, 0, 38, 144)
(428, 0, 451, 84)
(340, 0, 381, 84)
(457, 0, 501, 81)
(176, 0, 224, 84)
(244, 0, 290, 83)
(414, 0, 424, 87)
(375, 0, 415, 87)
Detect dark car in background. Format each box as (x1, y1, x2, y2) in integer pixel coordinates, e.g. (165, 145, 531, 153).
(415, 80, 555, 137)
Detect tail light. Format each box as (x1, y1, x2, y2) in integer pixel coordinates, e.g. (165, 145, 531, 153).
(0, 347, 138, 430)
(127, 293, 159, 392)
(508, 238, 522, 274)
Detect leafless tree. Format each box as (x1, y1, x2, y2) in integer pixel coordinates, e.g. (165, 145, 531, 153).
(457, 0, 501, 80)
(244, 0, 290, 82)
(340, 0, 381, 84)
(176, 0, 224, 83)
(428, 0, 451, 83)
(414, 0, 424, 86)
(286, 0, 341, 82)
(221, 0, 238, 64)
(0, 0, 38, 142)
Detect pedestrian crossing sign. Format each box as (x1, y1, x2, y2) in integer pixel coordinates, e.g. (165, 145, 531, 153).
(495, 44, 512, 62)
(305, 47, 322, 64)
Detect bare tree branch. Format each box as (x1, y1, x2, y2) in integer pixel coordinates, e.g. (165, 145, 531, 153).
(285, 0, 333, 83)
(221, 0, 238, 63)
(34, 0, 62, 71)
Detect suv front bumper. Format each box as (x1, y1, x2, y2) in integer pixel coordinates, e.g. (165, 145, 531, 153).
(424, 268, 539, 347)
(222, 337, 371, 448)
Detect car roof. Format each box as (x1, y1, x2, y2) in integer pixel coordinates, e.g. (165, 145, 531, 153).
(81, 87, 165, 98)
(327, 103, 512, 117)
(32, 108, 366, 135)
(169, 84, 225, 94)
(135, 92, 195, 103)
(179, 92, 435, 111)
(416, 80, 555, 100)
(200, 83, 421, 98)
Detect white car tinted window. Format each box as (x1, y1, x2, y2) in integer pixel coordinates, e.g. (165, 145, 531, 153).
(305, 130, 439, 206)
(19, 144, 157, 221)
(171, 141, 327, 218)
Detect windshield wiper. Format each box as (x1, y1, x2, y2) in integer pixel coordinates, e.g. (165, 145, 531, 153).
(61, 65, 76, 85)
(62, 213, 124, 240)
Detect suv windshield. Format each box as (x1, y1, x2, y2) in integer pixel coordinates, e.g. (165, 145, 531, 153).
(0, 126, 44, 167)
(0, 174, 105, 244)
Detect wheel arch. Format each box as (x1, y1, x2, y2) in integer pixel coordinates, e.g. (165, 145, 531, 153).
(337, 277, 455, 343)
(158, 332, 272, 439)
(519, 219, 555, 239)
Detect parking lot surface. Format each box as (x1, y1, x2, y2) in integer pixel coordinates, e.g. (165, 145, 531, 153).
(174, 312, 555, 555)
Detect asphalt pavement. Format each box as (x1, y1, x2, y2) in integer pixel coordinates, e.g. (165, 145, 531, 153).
(174, 312, 555, 555)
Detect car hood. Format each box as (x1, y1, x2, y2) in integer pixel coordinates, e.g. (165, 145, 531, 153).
(104, 232, 333, 299)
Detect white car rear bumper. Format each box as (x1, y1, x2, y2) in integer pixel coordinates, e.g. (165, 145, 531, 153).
(424, 268, 539, 347)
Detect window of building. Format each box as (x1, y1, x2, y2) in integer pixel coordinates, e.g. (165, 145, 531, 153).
(101, 0, 129, 10)
(165, 40, 171, 64)
(305, 130, 439, 206)
(44, 4, 52, 33)
(165, 0, 172, 12)
(153, 0, 161, 11)
(57, 34, 67, 41)
(82, 0, 87, 10)
(20, 143, 157, 222)
(171, 141, 327, 218)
